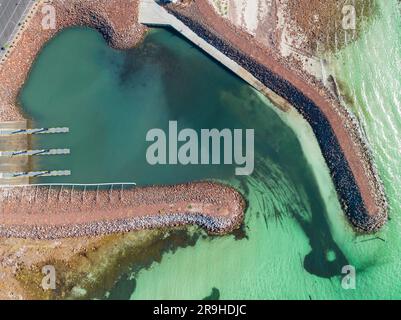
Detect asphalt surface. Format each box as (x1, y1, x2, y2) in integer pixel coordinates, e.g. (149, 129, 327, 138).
(0, 0, 33, 51)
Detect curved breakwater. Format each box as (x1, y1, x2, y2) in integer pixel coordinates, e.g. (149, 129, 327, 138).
(0, 214, 240, 240)
(0, 182, 245, 239)
(167, 9, 387, 233)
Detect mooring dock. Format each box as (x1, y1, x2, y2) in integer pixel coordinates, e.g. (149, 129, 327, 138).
(138, 0, 263, 90)
(0, 121, 70, 184)
(0, 120, 30, 185)
(0, 149, 70, 157)
(0, 170, 71, 179)
(0, 127, 69, 135)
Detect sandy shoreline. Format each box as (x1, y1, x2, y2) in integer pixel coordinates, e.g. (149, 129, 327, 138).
(0, 0, 246, 239)
(166, 0, 388, 232)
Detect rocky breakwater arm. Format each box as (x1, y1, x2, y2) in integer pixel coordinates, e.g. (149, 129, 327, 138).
(166, 1, 387, 232)
(0, 182, 246, 239)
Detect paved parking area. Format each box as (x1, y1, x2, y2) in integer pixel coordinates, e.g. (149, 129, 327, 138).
(0, 0, 33, 51)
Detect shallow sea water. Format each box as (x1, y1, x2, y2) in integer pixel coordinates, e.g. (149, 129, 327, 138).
(325, 0, 401, 299)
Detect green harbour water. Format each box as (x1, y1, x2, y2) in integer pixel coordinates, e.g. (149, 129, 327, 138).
(326, 0, 401, 299)
(18, 0, 401, 298)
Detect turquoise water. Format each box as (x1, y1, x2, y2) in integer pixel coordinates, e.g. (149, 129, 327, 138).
(325, 0, 401, 299)
(18, 22, 397, 299)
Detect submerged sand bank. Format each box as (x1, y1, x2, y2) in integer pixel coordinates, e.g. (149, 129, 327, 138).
(0, 228, 200, 299)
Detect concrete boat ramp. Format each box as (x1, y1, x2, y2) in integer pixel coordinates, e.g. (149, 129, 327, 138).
(0, 121, 70, 184)
(138, 0, 290, 109)
(138, 0, 264, 90)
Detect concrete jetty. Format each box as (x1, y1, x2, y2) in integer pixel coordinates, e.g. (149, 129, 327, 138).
(0, 170, 71, 179)
(0, 149, 70, 157)
(138, 0, 290, 108)
(0, 127, 69, 135)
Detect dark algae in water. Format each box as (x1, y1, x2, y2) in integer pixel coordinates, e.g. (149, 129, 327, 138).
(203, 288, 220, 300)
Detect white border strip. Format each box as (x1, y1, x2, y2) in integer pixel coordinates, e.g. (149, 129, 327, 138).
(0, 182, 137, 188)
